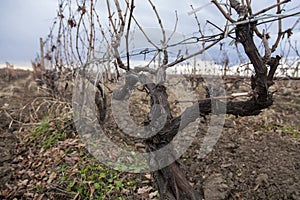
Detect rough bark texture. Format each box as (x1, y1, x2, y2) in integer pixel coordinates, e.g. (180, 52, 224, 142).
(230, 0, 280, 103)
(144, 84, 201, 200)
(236, 23, 269, 102)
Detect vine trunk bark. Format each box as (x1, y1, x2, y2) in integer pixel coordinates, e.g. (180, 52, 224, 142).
(145, 83, 201, 200)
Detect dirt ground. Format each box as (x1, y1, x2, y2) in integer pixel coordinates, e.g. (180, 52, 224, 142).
(184, 79, 300, 200)
(0, 70, 299, 199)
(0, 70, 36, 193)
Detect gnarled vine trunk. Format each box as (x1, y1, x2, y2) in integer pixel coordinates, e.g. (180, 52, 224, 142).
(144, 83, 201, 200)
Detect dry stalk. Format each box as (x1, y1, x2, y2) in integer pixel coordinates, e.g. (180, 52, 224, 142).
(271, 0, 283, 52)
(1, 108, 40, 128)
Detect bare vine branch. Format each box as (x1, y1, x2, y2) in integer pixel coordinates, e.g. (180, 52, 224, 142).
(271, 0, 283, 52)
(211, 0, 235, 23)
(252, 0, 291, 17)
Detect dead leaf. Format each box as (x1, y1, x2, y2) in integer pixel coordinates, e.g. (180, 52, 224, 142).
(121, 188, 130, 195)
(35, 194, 45, 200)
(137, 186, 153, 194)
(149, 190, 158, 199)
(47, 172, 57, 184)
(17, 179, 29, 186)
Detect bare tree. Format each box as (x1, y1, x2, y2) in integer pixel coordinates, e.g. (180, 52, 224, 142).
(42, 0, 299, 199)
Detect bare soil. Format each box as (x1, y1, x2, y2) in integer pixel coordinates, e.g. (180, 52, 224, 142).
(0, 70, 37, 192)
(0, 70, 299, 199)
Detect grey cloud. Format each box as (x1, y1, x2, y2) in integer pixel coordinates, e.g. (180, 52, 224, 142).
(0, 0, 298, 67)
(0, 0, 56, 65)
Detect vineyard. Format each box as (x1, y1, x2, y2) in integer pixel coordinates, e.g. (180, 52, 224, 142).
(1, 0, 300, 199)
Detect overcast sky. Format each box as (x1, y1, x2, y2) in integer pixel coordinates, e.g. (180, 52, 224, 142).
(0, 0, 299, 67)
(0, 0, 57, 66)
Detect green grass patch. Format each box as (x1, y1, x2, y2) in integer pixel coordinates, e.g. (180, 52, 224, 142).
(30, 119, 50, 138)
(30, 118, 67, 148)
(62, 163, 138, 199)
(28, 117, 150, 199)
(261, 124, 299, 139)
(281, 126, 299, 139)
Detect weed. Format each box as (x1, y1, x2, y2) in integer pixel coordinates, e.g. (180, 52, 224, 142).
(62, 163, 137, 199)
(30, 119, 50, 138)
(281, 126, 299, 139)
(28, 118, 146, 199)
(260, 124, 278, 131)
(30, 118, 69, 148)
(41, 131, 66, 149)
(261, 124, 299, 139)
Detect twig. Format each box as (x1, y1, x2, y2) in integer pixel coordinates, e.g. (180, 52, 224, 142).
(271, 0, 283, 52)
(125, 0, 135, 70)
(166, 11, 179, 45)
(246, 0, 252, 16)
(75, 1, 85, 64)
(131, 15, 159, 49)
(190, 5, 203, 38)
(106, 0, 117, 34)
(211, 0, 235, 23)
(1, 108, 41, 126)
(114, 0, 125, 33)
(187, 2, 211, 15)
(148, 0, 166, 45)
(252, 0, 291, 17)
(148, 0, 168, 65)
(48, 184, 78, 196)
(167, 37, 223, 68)
(206, 20, 224, 33)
